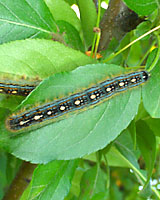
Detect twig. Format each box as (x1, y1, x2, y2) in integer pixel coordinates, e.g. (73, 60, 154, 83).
(3, 162, 37, 200)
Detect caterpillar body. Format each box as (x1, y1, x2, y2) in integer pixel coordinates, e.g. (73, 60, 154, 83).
(0, 82, 37, 96)
(6, 70, 149, 132)
(0, 78, 40, 96)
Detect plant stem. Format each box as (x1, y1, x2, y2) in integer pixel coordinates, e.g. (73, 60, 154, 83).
(91, 35, 97, 57)
(3, 162, 37, 200)
(91, 0, 101, 57)
(94, 32, 101, 57)
(90, 152, 101, 198)
(126, 65, 145, 70)
(103, 154, 110, 190)
(103, 24, 160, 63)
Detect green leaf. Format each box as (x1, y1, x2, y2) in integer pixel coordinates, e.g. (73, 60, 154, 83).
(77, 0, 97, 48)
(113, 130, 157, 197)
(0, 0, 57, 44)
(2, 64, 142, 163)
(107, 146, 136, 168)
(0, 39, 94, 110)
(136, 120, 156, 172)
(110, 183, 123, 200)
(136, 120, 156, 198)
(126, 36, 143, 67)
(135, 21, 152, 41)
(66, 167, 84, 198)
(84, 146, 133, 168)
(0, 95, 24, 110)
(56, 20, 84, 52)
(115, 129, 140, 169)
(128, 120, 137, 149)
(142, 61, 160, 118)
(0, 39, 94, 79)
(21, 160, 78, 200)
(90, 192, 109, 200)
(78, 165, 107, 200)
(146, 48, 157, 70)
(144, 117, 160, 137)
(123, 0, 158, 15)
(0, 152, 7, 199)
(44, 0, 81, 31)
(135, 102, 149, 121)
(114, 133, 151, 192)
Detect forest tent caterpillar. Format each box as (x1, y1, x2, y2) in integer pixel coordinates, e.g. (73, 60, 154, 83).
(6, 70, 149, 132)
(0, 78, 40, 96)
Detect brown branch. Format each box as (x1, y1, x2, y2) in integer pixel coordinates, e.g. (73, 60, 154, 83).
(99, 0, 122, 51)
(3, 162, 37, 200)
(98, 0, 144, 51)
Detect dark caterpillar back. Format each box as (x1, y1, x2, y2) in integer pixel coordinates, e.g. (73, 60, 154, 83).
(6, 70, 149, 132)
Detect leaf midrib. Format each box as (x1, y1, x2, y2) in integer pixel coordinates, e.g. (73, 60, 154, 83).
(0, 18, 51, 34)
